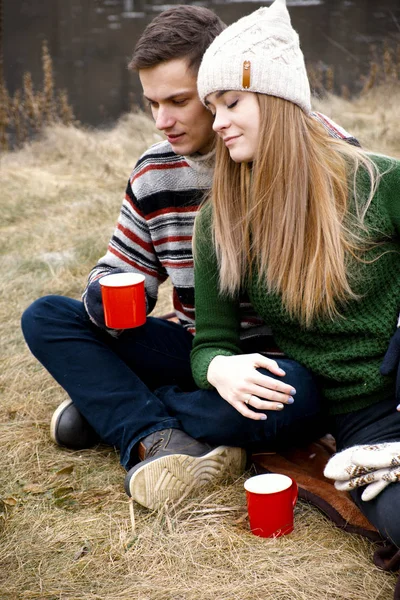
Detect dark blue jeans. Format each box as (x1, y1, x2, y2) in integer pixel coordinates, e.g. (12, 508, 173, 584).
(21, 296, 324, 470)
(332, 397, 400, 547)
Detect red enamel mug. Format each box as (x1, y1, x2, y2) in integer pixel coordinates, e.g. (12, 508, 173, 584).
(244, 473, 298, 538)
(99, 272, 146, 329)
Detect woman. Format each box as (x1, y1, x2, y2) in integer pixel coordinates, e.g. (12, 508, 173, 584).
(192, 0, 400, 546)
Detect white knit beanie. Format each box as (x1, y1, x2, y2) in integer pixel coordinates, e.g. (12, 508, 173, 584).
(197, 0, 311, 113)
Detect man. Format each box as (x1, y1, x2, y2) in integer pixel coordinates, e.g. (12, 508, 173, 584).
(21, 5, 356, 511)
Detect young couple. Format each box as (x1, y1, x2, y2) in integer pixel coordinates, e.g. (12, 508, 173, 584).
(22, 1, 400, 549)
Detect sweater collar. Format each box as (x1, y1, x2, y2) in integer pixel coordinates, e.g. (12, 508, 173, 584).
(183, 147, 215, 173)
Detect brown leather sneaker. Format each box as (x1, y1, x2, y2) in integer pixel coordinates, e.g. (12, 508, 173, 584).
(124, 428, 246, 510)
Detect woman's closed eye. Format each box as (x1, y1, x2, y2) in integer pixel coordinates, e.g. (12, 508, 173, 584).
(208, 100, 237, 118)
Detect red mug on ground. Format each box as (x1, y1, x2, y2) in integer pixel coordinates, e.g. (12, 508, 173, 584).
(99, 272, 146, 329)
(244, 473, 298, 538)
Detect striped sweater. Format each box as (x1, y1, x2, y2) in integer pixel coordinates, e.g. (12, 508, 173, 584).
(83, 112, 359, 334)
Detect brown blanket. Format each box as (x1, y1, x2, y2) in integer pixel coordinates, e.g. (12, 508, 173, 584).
(251, 436, 400, 599)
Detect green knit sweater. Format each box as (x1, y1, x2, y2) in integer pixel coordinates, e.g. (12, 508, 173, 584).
(191, 154, 400, 415)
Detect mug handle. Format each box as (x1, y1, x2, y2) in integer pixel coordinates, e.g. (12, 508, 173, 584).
(291, 479, 298, 507)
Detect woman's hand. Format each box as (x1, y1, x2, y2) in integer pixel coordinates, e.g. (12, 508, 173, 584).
(207, 354, 296, 421)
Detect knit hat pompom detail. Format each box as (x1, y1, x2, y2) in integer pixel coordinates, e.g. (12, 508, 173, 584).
(197, 0, 311, 114)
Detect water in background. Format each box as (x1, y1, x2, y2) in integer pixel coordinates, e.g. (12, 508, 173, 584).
(4, 0, 400, 126)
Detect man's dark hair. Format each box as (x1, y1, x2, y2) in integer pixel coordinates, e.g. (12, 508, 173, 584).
(129, 5, 225, 74)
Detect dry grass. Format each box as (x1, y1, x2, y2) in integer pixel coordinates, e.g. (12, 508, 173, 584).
(313, 82, 400, 159)
(1, 85, 400, 599)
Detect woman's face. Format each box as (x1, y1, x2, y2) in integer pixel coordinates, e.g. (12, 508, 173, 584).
(205, 91, 260, 163)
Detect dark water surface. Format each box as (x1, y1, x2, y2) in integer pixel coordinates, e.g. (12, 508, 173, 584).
(4, 0, 400, 126)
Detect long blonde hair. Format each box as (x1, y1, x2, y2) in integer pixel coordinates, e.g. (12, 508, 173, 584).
(211, 94, 380, 327)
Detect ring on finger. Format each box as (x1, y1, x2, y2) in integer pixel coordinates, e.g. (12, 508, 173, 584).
(244, 394, 252, 405)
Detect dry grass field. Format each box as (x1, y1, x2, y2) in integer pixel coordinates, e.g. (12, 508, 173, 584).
(1, 84, 400, 600)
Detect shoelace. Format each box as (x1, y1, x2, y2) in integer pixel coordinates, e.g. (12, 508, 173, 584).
(146, 437, 164, 458)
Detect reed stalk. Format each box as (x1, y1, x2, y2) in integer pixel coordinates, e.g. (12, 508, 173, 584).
(1, 39, 76, 152)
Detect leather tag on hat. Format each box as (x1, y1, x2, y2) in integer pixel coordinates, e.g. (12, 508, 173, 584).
(242, 60, 251, 89)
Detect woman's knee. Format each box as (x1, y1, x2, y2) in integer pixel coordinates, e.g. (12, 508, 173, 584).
(276, 358, 314, 383)
(259, 359, 320, 405)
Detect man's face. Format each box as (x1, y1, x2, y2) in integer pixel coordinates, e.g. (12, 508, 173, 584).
(139, 58, 215, 156)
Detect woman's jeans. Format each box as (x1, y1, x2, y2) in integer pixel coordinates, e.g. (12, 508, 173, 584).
(332, 397, 400, 547)
(21, 295, 325, 470)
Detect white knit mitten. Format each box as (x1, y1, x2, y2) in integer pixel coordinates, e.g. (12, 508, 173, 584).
(334, 464, 400, 501)
(351, 442, 400, 469)
(324, 442, 400, 481)
(323, 445, 376, 481)
(324, 442, 400, 502)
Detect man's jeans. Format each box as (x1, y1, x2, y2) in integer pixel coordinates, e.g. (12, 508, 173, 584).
(21, 296, 324, 470)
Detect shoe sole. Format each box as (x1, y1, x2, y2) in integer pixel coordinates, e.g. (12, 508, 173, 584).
(126, 446, 246, 510)
(50, 398, 73, 445)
